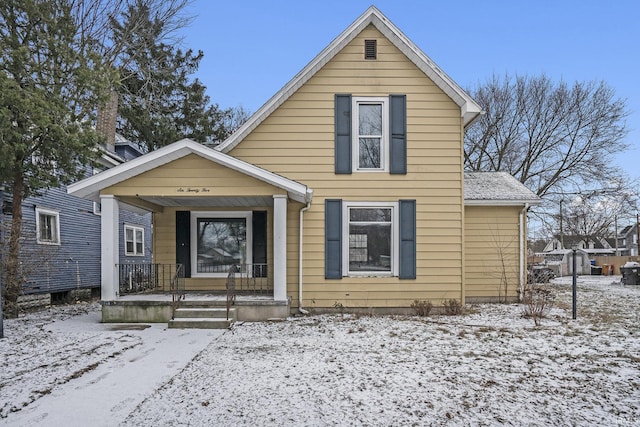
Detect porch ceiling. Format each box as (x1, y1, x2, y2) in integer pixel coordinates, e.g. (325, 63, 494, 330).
(138, 195, 275, 208)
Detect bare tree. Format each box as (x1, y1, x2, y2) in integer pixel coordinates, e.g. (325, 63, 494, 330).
(557, 186, 638, 242)
(223, 106, 252, 136)
(465, 74, 629, 199)
(70, 0, 192, 71)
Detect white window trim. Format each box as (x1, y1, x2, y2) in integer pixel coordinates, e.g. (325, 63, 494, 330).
(352, 96, 389, 172)
(190, 211, 253, 278)
(35, 207, 61, 245)
(124, 224, 145, 256)
(342, 201, 398, 277)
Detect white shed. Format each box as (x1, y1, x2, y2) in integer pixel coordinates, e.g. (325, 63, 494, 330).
(542, 249, 591, 277)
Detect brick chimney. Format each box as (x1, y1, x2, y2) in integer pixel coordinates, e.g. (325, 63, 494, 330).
(96, 90, 118, 153)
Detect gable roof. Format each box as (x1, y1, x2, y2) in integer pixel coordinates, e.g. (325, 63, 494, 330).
(464, 172, 541, 206)
(619, 224, 638, 237)
(216, 6, 483, 154)
(67, 139, 313, 204)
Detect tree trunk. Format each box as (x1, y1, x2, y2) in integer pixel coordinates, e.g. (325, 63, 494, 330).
(4, 171, 25, 318)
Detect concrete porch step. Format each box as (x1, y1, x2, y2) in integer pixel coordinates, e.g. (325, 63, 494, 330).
(168, 317, 234, 329)
(174, 307, 236, 320)
(169, 307, 236, 329)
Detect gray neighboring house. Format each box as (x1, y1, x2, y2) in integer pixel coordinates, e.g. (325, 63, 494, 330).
(617, 224, 639, 256)
(542, 234, 615, 256)
(0, 137, 151, 302)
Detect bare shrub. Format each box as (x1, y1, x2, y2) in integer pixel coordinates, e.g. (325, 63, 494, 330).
(443, 299, 463, 315)
(521, 283, 555, 326)
(411, 300, 433, 317)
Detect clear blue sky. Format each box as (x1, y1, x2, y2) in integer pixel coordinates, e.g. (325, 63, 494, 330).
(180, 0, 639, 183)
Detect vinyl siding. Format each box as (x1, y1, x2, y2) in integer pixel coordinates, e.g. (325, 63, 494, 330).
(1, 182, 151, 296)
(103, 154, 281, 198)
(464, 206, 522, 301)
(230, 25, 464, 308)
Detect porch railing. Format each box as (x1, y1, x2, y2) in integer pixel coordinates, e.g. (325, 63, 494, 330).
(117, 263, 271, 295)
(214, 263, 272, 294)
(170, 264, 185, 318)
(117, 263, 184, 295)
(226, 264, 237, 320)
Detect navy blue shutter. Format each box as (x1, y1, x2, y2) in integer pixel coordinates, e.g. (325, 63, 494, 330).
(252, 211, 267, 277)
(335, 95, 352, 174)
(389, 94, 407, 174)
(398, 200, 416, 279)
(175, 211, 191, 278)
(325, 199, 343, 279)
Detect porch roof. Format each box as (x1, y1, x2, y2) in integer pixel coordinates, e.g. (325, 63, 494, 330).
(68, 138, 313, 205)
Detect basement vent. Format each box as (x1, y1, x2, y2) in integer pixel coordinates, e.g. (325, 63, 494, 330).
(364, 39, 377, 60)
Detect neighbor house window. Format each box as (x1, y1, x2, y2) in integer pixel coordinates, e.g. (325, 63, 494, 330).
(191, 211, 252, 277)
(352, 97, 389, 171)
(36, 208, 60, 245)
(343, 202, 398, 276)
(124, 225, 144, 256)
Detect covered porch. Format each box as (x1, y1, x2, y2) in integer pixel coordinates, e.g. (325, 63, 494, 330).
(68, 139, 313, 323)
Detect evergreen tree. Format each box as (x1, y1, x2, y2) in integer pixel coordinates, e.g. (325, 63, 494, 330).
(0, 0, 112, 317)
(113, 1, 230, 151)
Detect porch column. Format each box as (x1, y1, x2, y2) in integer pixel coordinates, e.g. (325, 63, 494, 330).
(101, 195, 120, 301)
(273, 194, 288, 301)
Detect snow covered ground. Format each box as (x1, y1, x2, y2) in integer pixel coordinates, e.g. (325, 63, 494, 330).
(1, 275, 639, 426)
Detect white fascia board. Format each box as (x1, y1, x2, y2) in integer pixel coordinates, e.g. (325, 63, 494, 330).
(370, 14, 483, 127)
(96, 146, 124, 168)
(216, 12, 370, 154)
(464, 199, 542, 207)
(195, 145, 312, 203)
(68, 139, 195, 200)
(68, 138, 312, 204)
(217, 6, 482, 153)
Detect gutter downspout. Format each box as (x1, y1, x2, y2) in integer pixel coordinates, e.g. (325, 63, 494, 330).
(519, 203, 530, 302)
(298, 202, 311, 314)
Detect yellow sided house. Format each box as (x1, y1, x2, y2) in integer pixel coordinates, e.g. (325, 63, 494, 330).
(68, 7, 539, 324)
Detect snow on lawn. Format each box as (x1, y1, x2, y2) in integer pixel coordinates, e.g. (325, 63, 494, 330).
(1, 275, 639, 426)
(0, 302, 142, 418)
(123, 276, 640, 426)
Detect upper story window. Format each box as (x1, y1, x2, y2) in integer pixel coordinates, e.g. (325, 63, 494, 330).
(36, 208, 60, 245)
(125, 224, 144, 256)
(352, 97, 389, 172)
(335, 94, 405, 175)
